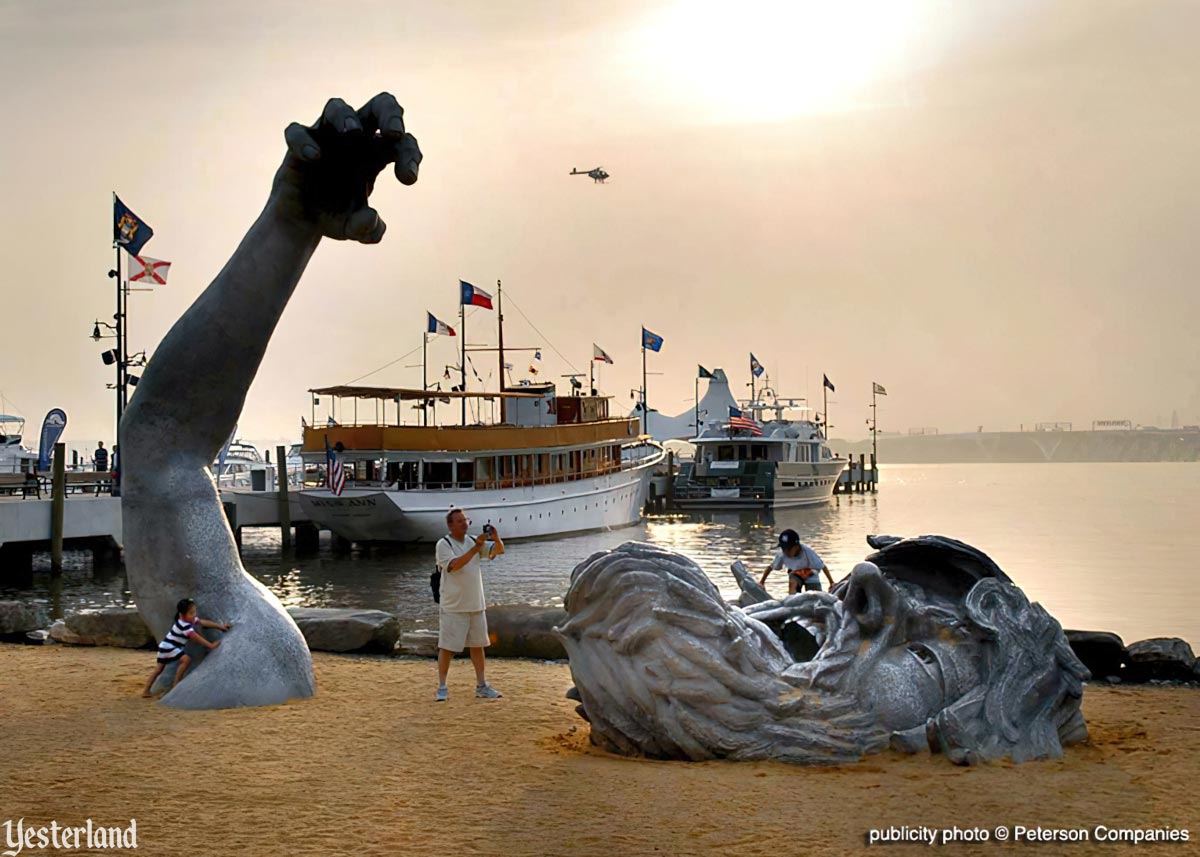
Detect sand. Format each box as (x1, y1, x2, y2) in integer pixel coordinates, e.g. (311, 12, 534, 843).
(1, 645, 1197, 856)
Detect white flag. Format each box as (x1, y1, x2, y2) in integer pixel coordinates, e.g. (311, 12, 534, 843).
(593, 343, 614, 364)
(129, 255, 171, 285)
(873, 382, 887, 396)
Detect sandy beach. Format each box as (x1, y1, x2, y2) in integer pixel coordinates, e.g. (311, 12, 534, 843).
(1, 645, 1197, 856)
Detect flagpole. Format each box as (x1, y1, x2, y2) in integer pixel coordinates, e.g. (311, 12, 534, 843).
(823, 380, 828, 435)
(871, 384, 878, 464)
(460, 299, 467, 425)
(641, 340, 648, 437)
(750, 354, 755, 409)
(422, 330, 428, 427)
(496, 279, 504, 394)
(694, 375, 699, 437)
(589, 357, 594, 397)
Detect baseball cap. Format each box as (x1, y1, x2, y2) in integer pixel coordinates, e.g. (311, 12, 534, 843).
(778, 529, 800, 549)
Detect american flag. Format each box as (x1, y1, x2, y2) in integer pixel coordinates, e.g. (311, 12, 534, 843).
(324, 435, 346, 496)
(728, 406, 763, 436)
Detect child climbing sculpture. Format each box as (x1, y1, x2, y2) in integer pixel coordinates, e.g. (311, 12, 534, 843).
(121, 94, 422, 709)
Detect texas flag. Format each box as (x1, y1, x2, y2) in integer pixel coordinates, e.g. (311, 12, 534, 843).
(593, 343, 614, 364)
(427, 312, 456, 336)
(460, 280, 493, 309)
(128, 255, 171, 285)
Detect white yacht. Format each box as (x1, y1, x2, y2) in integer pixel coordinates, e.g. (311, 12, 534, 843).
(672, 399, 846, 510)
(0, 415, 36, 474)
(296, 384, 665, 543)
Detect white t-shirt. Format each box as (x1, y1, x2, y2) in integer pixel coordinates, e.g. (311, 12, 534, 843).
(436, 534, 488, 613)
(772, 545, 826, 579)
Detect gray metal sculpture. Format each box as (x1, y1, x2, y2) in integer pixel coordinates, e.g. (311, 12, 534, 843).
(121, 94, 421, 709)
(556, 536, 1089, 765)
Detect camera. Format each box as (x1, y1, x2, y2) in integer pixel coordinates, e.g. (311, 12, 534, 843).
(482, 523, 493, 535)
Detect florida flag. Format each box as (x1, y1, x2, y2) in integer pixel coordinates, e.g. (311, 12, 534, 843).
(593, 344, 614, 364)
(460, 280, 493, 309)
(427, 312, 456, 336)
(128, 255, 171, 285)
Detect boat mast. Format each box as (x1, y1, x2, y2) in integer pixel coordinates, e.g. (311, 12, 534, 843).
(497, 279, 505, 393)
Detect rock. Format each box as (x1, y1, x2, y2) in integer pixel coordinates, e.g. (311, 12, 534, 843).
(1065, 630, 1127, 679)
(485, 605, 568, 659)
(286, 607, 399, 654)
(0, 601, 50, 637)
(49, 619, 89, 646)
(1104, 675, 1122, 685)
(1125, 637, 1197, 683)
(64, 608, 155, 649)
(397, 630, 439, 658)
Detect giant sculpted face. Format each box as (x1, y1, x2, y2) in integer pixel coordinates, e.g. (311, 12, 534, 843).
(556, 536, 1089, 766)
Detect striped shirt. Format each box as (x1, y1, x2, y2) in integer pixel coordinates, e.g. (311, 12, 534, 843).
(157, 616, 198, 660)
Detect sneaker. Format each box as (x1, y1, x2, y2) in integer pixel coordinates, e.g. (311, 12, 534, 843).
(435, 686, 448, 702)
(475, 684, 503, 699)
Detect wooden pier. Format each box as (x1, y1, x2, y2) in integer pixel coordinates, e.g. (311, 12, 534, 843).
(834, 453, 879, 495)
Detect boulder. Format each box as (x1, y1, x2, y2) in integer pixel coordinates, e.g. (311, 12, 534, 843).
(1065, 630, 1126, 679)
(49, 619, 89, 646)
(286, 607, 399, 654)
(1125, 637, 1196, 683)
(397, 630, 439, 658)
(63, 608, 155, 649)
(0, 601, 50, 637)
(485, 605, 568, 660)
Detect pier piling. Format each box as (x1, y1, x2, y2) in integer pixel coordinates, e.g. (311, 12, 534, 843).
(50, 442, 66, 573)
(276, 445, 292, 551)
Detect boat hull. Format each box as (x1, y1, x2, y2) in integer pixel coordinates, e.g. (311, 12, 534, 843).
(672, 460, 845, 510)
(297, 456, 660, 543)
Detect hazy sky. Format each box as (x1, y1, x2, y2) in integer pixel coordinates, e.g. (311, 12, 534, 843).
(2, 0, 1199, 453)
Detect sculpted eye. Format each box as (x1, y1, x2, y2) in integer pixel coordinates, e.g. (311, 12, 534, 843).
(908, 643, 936, 665)
(907, 642, 947, 701)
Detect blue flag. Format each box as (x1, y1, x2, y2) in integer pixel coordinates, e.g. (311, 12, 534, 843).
(698, 365, 714, 379)
(642, 327, 664, 352)
(823, 374, 835, 392)
(750, 353, 764, 378)
(37, 409, 67, 472)
(113, 195, 154, 257)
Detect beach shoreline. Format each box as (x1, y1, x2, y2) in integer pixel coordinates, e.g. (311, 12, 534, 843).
(1, 645, 1197, 856)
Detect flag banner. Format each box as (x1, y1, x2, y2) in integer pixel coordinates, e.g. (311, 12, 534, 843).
(642, 327, 664, 352)
(427, 312, 456, 336)
(113, 195, 153, 257)
(594, 344, 614, 364)
(823, 374, 835, 392)
(128, 255, 171, 285)
(728, 406, 763, 436)
(324, 435, 346, 496)
(37, 409, 67, 472)
(698, 365, 714, 379)
(873, 382, 888, 396)
(750, 353, 765, 378)
(460, 280, 494, 309)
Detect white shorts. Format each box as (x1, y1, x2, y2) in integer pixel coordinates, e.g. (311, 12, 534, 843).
(438, 610, 490, 652)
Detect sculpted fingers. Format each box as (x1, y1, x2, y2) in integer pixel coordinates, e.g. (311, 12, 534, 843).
(394, 133, 422, 185)
(321, 97, 362, 134)
(358, 92, 406, 137)
(347, 206, 386, 244)
(284, 122, 321, 162)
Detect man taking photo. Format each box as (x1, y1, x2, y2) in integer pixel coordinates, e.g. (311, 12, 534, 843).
(434, 508, 504, 702)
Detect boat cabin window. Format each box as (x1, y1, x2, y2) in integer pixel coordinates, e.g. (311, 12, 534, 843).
(422, 460, 453, 489)
(716, 445, 735, 461)
(455, 461, 474, 488)
(474, 457, 493, 488)
(750, 444, 769, 461)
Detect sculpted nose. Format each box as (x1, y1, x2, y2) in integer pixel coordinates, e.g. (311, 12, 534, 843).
(843, 562, 900, 633)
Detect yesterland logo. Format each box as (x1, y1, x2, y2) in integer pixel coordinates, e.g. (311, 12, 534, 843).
(2, 819, 137, 856)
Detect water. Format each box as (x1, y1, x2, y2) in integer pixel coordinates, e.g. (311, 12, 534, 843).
(4, 463, 1198, 644)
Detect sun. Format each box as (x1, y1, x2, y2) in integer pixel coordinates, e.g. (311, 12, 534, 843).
(627, 0, 930, 123)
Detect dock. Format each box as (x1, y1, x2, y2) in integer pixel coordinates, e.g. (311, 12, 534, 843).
(834, 453, 879, 495)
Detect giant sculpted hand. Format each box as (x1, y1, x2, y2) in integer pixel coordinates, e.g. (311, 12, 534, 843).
(121, 93, 423, 710)
(272, 93, 422, 243)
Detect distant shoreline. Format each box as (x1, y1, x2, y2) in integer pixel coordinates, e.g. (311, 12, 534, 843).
(836, 429, 1200, 463)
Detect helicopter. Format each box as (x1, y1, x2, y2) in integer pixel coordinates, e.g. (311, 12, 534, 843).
(570, 166, 609, 184)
